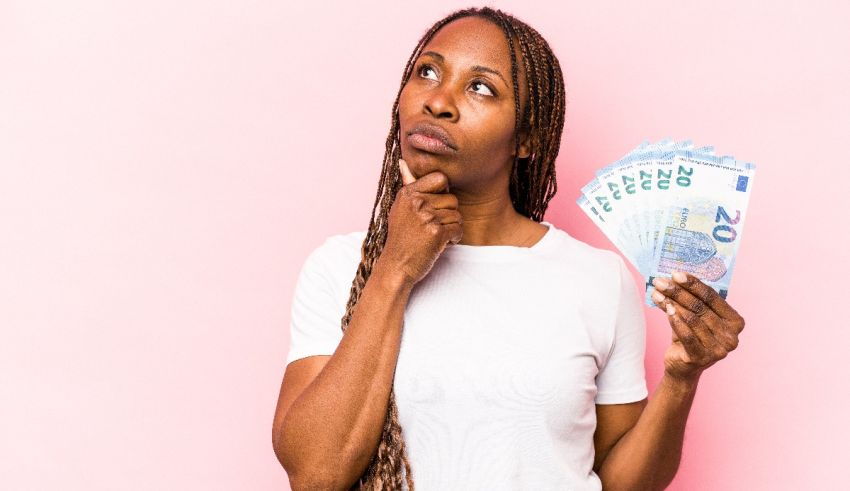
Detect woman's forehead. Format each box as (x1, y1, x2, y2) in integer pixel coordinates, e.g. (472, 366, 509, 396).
(421, 17, 513, 73)
(418, 15, 528, 108)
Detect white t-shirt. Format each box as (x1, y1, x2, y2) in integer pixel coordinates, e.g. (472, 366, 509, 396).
(286, 220, 648, 490)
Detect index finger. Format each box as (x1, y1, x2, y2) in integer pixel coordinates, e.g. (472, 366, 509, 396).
(399, 158, 416, 186)
(399, 159, 450, 194)
(671, 271, 741, 321)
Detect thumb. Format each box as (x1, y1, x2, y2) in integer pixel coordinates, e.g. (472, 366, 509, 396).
(399, 158, 416, 186)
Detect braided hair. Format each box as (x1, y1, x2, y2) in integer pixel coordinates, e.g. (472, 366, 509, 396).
(339, 7, 566, 490)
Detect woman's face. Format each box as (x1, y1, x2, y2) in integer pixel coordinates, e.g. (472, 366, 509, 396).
(398, 16, 530, 192)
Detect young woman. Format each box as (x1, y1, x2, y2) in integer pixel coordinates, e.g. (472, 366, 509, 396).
(273, 7, 745, 490)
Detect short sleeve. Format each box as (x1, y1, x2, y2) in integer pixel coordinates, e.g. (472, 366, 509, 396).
(594, 255, 649, 404)
(285, 241, 346, 365)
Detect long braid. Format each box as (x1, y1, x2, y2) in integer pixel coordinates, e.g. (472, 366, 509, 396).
(336, 7, 567, 490)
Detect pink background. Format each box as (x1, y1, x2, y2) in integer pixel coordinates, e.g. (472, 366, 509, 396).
(2, 1, 847, 489)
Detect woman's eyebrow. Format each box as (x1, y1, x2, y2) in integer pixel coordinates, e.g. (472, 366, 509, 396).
(470, 65, 508, 88)
(421, 50, 445, 62)
(420, 50, 509, 88)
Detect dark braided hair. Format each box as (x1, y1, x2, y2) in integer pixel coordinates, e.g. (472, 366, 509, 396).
(339, 6, 566, 490)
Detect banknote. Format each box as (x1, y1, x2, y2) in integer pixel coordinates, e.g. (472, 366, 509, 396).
(576, 139, 756, 306)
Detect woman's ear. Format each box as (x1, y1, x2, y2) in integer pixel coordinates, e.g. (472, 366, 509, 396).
(517, 129, 532, 159)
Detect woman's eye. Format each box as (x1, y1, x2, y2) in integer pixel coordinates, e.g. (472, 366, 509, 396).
(471, 81, 494, 97)
(419, 65, 438, 81)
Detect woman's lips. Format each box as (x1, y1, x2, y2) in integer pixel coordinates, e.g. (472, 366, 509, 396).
(407, 132, 457, 155)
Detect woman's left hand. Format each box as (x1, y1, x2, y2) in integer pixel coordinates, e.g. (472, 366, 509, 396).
(650, 271, 746, 383)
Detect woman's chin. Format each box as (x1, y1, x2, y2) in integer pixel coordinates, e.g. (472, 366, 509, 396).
(406, 148, 457, 166)
(410, 157, 456, 178)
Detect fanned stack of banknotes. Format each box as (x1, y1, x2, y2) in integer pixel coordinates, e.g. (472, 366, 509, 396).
(577, 138, 757, 306)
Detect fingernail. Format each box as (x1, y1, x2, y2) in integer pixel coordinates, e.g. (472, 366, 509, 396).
(651, 290, 664, 303)
(666, 303, 676, 316)
(653, 277, 670, 291)
(672, 271, 687, 283)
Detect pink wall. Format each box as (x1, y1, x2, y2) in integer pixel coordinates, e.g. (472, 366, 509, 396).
(1, 1, 847, 489)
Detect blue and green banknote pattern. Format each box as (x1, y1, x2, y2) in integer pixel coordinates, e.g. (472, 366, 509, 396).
(577, 139, 757, 306)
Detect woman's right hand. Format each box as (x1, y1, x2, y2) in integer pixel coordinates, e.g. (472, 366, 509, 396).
(378, 158, 464, 286)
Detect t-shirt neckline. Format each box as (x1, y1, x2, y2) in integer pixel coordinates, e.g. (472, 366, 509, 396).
(441, 220, 557, 261)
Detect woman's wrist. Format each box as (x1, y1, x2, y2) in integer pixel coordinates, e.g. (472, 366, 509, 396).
(372, 259, 416, 292)
(660, 370, 701, 398)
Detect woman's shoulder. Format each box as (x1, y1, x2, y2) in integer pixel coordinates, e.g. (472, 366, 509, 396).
(544, 225, 633, 306)
(301, 229, 367, 273)
(546, 222, 623, 270)
(321, 229, 368, 253)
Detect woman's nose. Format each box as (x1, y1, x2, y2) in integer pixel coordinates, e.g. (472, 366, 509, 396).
(423, 87, 458, 121)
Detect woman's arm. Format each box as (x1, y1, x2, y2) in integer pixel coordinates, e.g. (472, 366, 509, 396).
(599, 270, 745, 490)
(596, 372, 700, 491)
(272, 260, 413, 490)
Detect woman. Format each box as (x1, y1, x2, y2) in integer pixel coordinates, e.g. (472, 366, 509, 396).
(272, 6, 745, 490)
